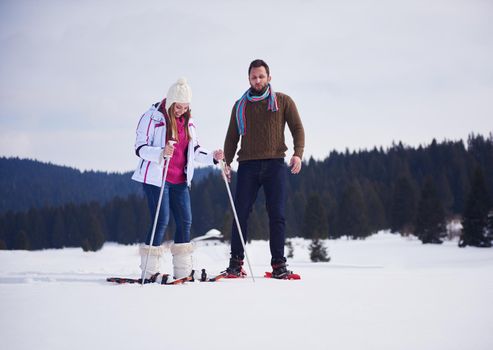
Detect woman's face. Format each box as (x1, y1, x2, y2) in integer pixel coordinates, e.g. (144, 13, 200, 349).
(173, 103, 189, 117)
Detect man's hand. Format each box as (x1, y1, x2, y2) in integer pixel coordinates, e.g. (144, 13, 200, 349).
(289, 155, 302, 174)
(223, 163, 232, 182)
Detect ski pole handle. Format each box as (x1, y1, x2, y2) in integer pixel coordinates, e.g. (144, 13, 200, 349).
(164, 140, 177, 160)
(219, 160, 231, 182)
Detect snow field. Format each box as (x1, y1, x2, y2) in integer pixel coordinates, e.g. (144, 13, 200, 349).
(1, 232, 493, 350)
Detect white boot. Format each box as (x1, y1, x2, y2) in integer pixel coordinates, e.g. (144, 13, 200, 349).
(139, 244, 166, 281)
(170, 242, 194, 279)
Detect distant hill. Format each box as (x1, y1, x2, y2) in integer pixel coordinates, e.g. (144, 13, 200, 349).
(0, 157, 217, 213)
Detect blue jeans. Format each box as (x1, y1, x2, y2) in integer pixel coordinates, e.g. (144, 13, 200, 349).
(143, 182, 192, 246)
(231, 159, 287, 261)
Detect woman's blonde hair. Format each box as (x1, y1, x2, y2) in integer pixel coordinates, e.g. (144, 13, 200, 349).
(165, 103, 191, 142)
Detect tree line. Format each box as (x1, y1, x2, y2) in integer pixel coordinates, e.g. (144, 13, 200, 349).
(0, 157, 216, 213)
(0, 134, 492, 251)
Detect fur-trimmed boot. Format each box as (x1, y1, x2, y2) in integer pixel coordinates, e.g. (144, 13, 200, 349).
(170, 242, 194, 279)
(139, 244, 167, 282)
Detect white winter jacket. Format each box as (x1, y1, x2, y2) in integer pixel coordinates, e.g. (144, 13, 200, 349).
(131, 102, 215, 187)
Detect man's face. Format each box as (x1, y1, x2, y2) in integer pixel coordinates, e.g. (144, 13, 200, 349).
(249, 66, 271, 93)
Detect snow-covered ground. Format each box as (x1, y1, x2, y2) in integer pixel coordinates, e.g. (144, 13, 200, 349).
(1, 231, 493, 350)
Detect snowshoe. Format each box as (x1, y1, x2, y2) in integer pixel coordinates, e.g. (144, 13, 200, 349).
(189, 269, 228, 282)
(265, 259, 301, 280)
(106, 273, 190, 285)
(223, 256, 247, 278)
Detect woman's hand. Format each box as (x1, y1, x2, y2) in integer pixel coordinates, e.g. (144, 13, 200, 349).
(213, 149, 224, 161)
(163, 143, 175, 158)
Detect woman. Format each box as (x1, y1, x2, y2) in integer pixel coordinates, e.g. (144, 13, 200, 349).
(131, 78, 223, 283)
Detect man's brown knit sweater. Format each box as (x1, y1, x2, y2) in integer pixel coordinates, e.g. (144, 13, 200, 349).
(224, 92, 305, 165)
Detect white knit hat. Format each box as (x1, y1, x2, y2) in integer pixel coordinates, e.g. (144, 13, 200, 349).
(165, 77, 192, 112)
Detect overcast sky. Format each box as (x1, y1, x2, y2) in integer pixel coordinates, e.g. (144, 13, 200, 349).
(1, 0, 492, 172)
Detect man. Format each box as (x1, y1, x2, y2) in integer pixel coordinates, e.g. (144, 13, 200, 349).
(223, 59, 305, 279)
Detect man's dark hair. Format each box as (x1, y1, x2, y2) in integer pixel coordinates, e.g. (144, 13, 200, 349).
(248, 59, 270, 76)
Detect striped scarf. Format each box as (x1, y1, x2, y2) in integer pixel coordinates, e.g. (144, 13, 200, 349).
(235, 84, 278, 135)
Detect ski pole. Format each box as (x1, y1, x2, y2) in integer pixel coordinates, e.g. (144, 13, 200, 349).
(141, 140, 176, 285)
(220, 161, 255, 283)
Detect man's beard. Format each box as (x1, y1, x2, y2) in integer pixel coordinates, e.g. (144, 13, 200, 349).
(250, 83, 269, 95)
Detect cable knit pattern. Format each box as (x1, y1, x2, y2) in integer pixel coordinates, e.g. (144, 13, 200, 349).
(224, 92, 305, 164)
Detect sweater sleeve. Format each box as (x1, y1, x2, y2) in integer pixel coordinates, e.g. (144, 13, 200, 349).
(284, 95, 305, 159)
(224, 105, 240, 165)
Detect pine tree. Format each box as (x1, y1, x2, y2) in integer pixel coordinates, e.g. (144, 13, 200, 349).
(248, 208, 263, 241)
(309, 238, 331, 262)
(79, 204, 105, 251)
(303, 194, 328, 239)
(362, 181, 387, 233)
(81, 239, 92, 252)
(486, 212, 493, 241)
(13, 229, 30, 250)
(303, 194, 331, 261)
(415, 178, 446, 244)
(13, 212, 29, 248)
(192, 184, 215, 234)
(459, 168, 492, 247)
(65, 206, 81, 247)
(390, 175, 418, 234)
(0, 210, 7, 249)
(86, 211, 105, 251)
(134, 196, 151, 242)
(221, 211, 233, 242)
(435, 172, 454, 212)
(337, 181, 369, 239)
(322, 193, 338, 239)
(286, 239, 294, 258)
(115, 199, 138, 244)
(51, 208, 65, 248)
(286, 191, 306, 237)
(468, 134, 493, 201)
(27, 208, 48, 249)
(252, 192, 269, 240)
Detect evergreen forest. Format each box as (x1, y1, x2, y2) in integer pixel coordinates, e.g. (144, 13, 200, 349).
(1, 134, 492, 251)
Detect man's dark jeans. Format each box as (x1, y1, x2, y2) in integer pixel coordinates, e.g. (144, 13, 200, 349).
(231, 158, 287, 262)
